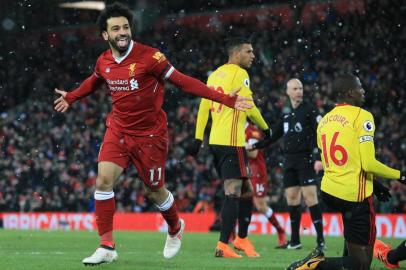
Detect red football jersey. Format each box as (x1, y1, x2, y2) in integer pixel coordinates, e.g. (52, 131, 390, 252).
(94, 41, 173, 136)
(65, 40, 238, 136)
(245, 123, 267, 180)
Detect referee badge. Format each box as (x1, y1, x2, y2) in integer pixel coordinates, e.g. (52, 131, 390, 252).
(244, 78, 250, 87)
(363, 120, 374, 132)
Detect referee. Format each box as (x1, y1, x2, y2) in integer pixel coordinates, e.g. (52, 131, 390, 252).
(251, 78, 325, 249)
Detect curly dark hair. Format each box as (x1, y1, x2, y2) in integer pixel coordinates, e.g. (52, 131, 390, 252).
(96, 2, 134, 34)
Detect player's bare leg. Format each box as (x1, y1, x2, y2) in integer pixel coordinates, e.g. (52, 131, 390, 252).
(253, 196, 286, 247)
(145, 185, 184, 259)
(83, 161, 123, 265)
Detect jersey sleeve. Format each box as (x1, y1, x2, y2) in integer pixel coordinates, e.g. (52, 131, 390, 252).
(147, 49, 174, 80)
(309, 105, 323, 131)
(246, 105, 269, 130)
(267, 119, 284, 144)
(93, 56, 102, 78)
(195, 98, 211, 140)
(357, 110, 400, 179)
(309, 105, 323, 160)
(233, 69, 268, 130)
(65, 57, 104, 105)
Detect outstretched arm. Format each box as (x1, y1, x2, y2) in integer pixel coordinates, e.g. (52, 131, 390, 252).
(168, 69, 252, 111)
(54, 74, 104, 113)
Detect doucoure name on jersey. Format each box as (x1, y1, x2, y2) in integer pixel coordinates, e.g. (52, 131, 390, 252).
(318, 114, 349, 129)
(106, 78, 139, 91)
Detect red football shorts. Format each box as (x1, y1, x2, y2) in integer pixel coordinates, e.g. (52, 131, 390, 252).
(250, 164, 268, 198)
(98, 127, 168, 189)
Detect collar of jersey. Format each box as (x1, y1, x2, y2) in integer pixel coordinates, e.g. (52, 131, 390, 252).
(113, 40, 134, 64)
(335, 103, 350, 107)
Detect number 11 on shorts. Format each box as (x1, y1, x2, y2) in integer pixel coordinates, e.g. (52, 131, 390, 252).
(149, 167, 162, 186)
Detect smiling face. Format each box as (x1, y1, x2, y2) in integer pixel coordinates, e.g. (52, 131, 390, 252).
(102, 16, 132, 56)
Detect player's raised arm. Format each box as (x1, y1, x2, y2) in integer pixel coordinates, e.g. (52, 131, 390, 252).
(167, 69, 253, 111)
(146, 47, 252, 111)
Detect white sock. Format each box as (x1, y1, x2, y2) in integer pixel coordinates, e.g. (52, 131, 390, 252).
(265, 207, 273, 218)
(156, 192, 174, 211)
(94, 190, 114, 200)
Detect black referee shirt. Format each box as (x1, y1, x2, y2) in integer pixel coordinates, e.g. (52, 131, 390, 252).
(270, 102, 322, 156)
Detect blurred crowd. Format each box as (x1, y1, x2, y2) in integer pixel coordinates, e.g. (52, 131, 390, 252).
(0, 0, 405, 214)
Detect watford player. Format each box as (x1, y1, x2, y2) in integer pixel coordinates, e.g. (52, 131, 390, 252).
(287, 74, 406, 270)
(53, 2, 252, 266)
(190, 37, 272, 258)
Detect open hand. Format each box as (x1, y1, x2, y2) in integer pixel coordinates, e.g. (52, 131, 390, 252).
(54, 89, 70, 113)
(229, 87, 253, 111)
(314, 160, 323, 174)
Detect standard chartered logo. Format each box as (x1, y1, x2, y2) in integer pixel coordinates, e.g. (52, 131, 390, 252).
(107, 78, 139, 91)
(130, 78, 139, 90)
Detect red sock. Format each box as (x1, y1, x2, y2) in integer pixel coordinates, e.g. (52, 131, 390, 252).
(161, 203, 180, 235)
(95, 198, 115, 248)
(269, 214, 285, 233)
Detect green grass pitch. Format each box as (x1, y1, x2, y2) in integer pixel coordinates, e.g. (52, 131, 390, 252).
(0, 230, 403, 269)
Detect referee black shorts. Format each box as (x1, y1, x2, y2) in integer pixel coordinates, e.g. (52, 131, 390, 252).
(321, 191, 376, 246)
(209, 145, 249, 180)
(283, 153, 317, 188)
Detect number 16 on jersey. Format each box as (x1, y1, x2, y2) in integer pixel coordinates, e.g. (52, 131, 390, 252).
(321, 132, 348, 168)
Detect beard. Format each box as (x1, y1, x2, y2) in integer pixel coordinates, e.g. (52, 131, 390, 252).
(108, 34, 131, 54)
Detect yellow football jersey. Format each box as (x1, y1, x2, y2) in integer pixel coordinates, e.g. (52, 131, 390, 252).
(195, 63, 268, 146)
(317, 104, 400, 202)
